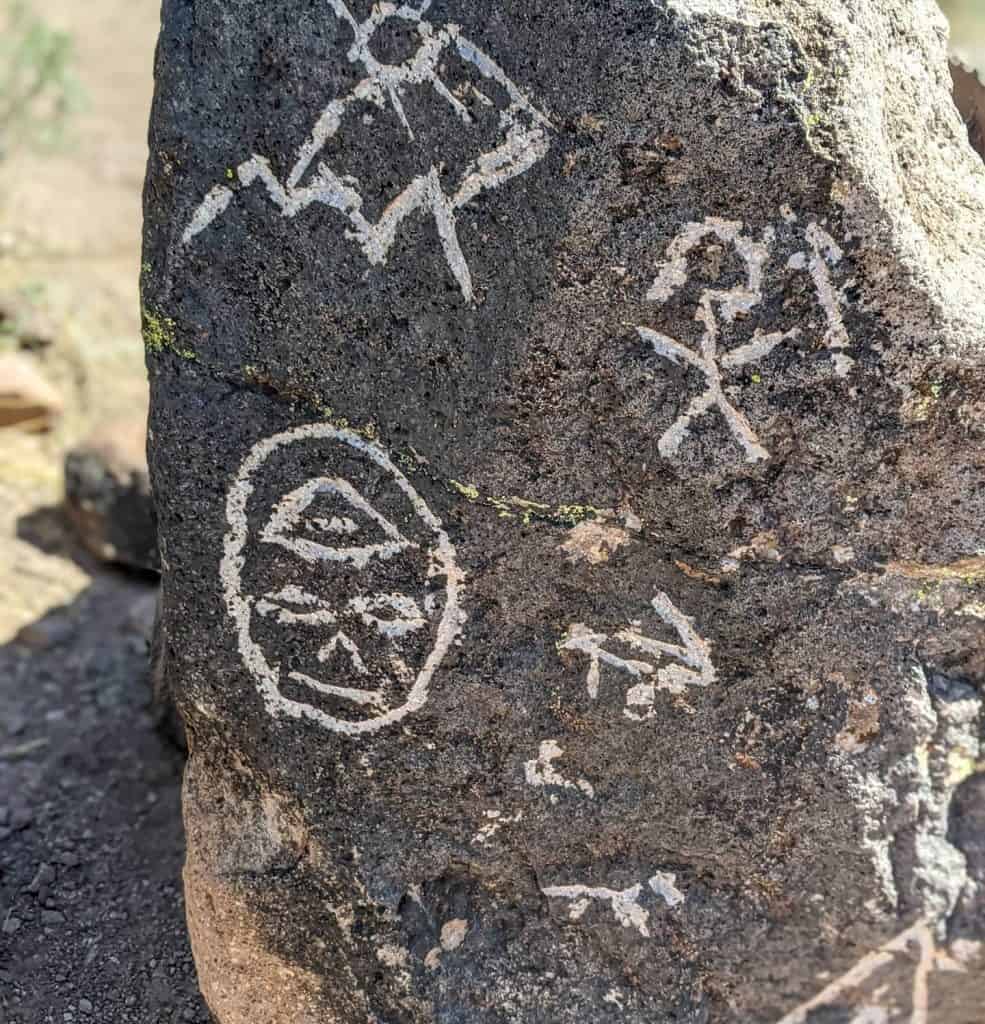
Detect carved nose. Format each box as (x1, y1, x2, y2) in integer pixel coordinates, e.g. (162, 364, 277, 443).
(317, 631, 369, 676)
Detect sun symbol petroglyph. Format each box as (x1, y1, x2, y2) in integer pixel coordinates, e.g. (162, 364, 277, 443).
(182, 0, 552, 302)
(559, 591, 715, 721)
(639, 215, 855, 462)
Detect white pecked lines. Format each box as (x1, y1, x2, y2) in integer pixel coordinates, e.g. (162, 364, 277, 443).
(182, 0, 552, 303)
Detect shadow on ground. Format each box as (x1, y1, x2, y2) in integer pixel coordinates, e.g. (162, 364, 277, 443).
(0, 572, 209, 1024)
(15, 505, 106, 578)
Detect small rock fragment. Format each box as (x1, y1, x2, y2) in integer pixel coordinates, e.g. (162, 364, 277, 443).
(832, 544, 856, 565)
(561, 520, 631, 565)
(439, 919, 468, 952)
(27, 862, 56, 893)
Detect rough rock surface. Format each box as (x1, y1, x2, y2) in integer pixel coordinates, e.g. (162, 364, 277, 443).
(142, 1, 985, 1021)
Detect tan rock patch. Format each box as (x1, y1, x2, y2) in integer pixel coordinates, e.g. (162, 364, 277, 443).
(185, 870, 332, 1024)
(835, 687, 881, 754)
(182, 752, 342, 1024)
(561, 521, 631, 565)
(440, 919, 468, 951)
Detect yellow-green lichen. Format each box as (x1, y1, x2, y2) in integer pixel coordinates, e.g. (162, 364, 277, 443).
(447, 482, 603, 528)
(142, 309, 197, 360)
(320, 408, 382, 442)
(554, 504, 604, 527)
(489, 498, 516, 519)
(450, 480, 480, 501)
(508, 497, 551, 525)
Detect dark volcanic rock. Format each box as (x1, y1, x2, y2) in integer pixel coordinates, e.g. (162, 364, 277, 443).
(142, 2, 985, 1022)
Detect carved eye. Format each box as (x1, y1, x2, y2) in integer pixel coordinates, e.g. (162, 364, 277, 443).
(348, 592, 426, 638)
(261, 477, 414, 568)
(256, 585, 337, 626)
(307, 514, 360, 537)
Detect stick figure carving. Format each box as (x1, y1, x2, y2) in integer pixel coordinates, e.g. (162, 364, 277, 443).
(639, 214, 854, 462)
(221, 424, 465, 735)
(182, 0, 552, 303)
(639, 217, 798, 462)
(559, 591, 716, 721)
(541, 873, 685, 939)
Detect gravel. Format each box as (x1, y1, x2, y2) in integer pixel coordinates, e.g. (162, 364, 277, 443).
(0, 573, 210, 1023)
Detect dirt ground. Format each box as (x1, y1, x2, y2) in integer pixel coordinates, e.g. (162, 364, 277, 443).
(0, 575, 209, 1024)
(0, 0, 154, 641)
(0, 1, 209, 1020)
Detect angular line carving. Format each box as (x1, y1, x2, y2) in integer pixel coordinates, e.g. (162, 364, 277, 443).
(182, 0, 552, 302)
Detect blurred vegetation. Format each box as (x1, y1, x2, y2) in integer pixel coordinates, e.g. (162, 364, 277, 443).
(939, 0, 985, 61)
(0, 0, 82, 162)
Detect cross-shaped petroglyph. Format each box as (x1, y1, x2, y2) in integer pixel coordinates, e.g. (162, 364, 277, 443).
(558, 591, 715, 721)
(182, 0, 552, 302)
(542, 873, 685, 938)
(780, 669, 984, 1023)
(639, 214, 854, 462)
(774, 920, 973, 1024)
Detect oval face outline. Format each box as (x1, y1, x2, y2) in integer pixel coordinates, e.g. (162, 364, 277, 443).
(221, 424, 464, 735)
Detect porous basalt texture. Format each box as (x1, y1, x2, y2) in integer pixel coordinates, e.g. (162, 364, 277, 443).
(143, 2, 985, 1021)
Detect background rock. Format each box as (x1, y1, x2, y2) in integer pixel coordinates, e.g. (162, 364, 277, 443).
(951, 60, 985, 160)
(0, 352, 62, 431)
(0, 289, 58, 353)
(64, 417, 159, 573)
(143, 1, 985, 1021)
(0, 0, 157, 647)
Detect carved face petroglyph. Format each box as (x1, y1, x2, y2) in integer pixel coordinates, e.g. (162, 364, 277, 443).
(222, 425, 464, 735)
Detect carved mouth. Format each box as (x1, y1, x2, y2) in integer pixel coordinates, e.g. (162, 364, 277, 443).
(288, 670, 387, 709)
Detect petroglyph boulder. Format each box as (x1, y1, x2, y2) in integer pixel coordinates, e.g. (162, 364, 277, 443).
(143, 1, 985, 1021)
